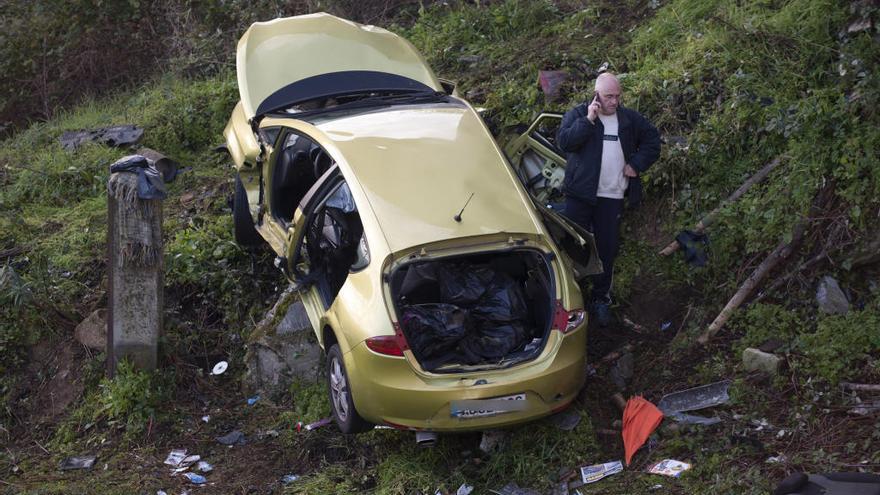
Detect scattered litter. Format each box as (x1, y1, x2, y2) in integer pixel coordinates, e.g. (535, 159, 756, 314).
(163, 449, 188, 467)
(281, 474, 300, 484)
(579, 460, 623, 484)
(766, 455, 787, 464)
(374, 425, 394, 430)
(457, 483, 475, 495)
(848, 399, 880, 416)
(660, 321, 672, 331)
(216, 430, 246, 445)
(649, 484, 663, 490)
(196, 461, 213, 473)
(180, 455, 200, 467)
(211, 361, 228, 375)
(622, 397, 664, 465)
(657, 380, 731, 425)
(479, 430, 506, 453)
(247, 395, 260, 406)
(59, 455, 97, 470)
(300, 418, 332, 431)
(538, 70, 569, 100)
(260, 429, 280, 438)
(60, 125, 144, 151)
(157, 491, 168, 495)
(550, 409, 582, 431)
(490, 482, 541, 495)
(648, 459, 691, 477)
(201, 415, 210, 423)
(183, 472, 207, 485)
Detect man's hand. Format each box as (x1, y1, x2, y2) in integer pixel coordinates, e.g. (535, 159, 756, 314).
(624, 164, 638, 177)
(587, 94, 600, 123)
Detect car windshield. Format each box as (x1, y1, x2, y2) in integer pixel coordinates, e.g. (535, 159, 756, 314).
(274, 90, 451, 120)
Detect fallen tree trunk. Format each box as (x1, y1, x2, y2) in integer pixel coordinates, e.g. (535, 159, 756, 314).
(660, 157, 784, 256)
(697, 219, 807, 345)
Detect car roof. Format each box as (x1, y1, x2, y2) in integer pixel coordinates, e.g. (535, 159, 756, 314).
(312, 105, 545, 253)
(236, 13, 442, 120)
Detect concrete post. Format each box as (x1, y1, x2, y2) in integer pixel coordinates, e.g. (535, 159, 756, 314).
(107, 168, 163, 375)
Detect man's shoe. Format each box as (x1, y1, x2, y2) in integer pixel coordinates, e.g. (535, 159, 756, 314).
(591, 301, 612, 327)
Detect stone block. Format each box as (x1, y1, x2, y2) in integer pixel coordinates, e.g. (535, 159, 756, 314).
(742, 347, 783, 375)
(75, 309, 107, 351)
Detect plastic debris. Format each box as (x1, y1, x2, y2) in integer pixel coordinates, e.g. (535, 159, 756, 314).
(660, 321, 672, 331)
(538, 70, 569, 100)
(301, 417, 332, 431)
(60, 125, 144, 151)
(648, 459, 691, 477)
(674, 230, 709, 266)
(59, 455, 97, 470)
(196, 461, 213, 473)
(766, 455, 788, 464)
(109, 155, 168, 200)
(622, 397, 664, 465)
(580, 460, 623, 484)
(201, 415, 210, 423)
(247, 395, 260, 406)
(282, 474, 300, 484)
(216, 430, 246, 445)
(163, 449, 188, 466)
(211, 361, 228, 375)
(183, 472, 207, 484)
(550, 409, 582, 431)
(457, 483, 475, 495)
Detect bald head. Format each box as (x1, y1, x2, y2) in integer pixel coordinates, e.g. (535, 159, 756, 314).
(594, 73, 621, 115)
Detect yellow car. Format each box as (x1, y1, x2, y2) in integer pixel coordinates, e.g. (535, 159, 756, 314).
(224, 13, 602, 434)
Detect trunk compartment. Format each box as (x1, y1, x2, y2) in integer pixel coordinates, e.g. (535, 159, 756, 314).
(389, 249, 554, 373)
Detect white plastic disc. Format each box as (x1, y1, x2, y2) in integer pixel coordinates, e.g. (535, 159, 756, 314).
(211, 361, 228, 375)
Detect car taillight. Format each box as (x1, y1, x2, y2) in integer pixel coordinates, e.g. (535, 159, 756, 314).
(365, 335, 404, 356)
(553, 300, 585, 334)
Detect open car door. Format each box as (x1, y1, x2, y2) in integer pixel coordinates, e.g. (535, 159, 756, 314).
(285, 166, 368, 329)
(504, 112, 603, 279)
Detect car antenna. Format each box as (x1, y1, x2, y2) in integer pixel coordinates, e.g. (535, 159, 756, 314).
(453, 192, 475, 223)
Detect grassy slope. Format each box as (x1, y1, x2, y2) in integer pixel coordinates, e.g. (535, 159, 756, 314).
(1, 0, 878, 493)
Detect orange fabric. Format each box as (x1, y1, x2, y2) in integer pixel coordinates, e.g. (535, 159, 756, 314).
(622, 396, 664, 465)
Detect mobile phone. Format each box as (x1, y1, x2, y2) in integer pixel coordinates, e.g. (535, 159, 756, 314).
(593, 92, 601, 105)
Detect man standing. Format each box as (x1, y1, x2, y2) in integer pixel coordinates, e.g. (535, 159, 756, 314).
(557, 72, 660, 326)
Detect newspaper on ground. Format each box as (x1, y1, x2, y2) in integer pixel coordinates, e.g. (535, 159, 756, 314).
(647, 459, 692, 477)
(580, 460, 623, 484)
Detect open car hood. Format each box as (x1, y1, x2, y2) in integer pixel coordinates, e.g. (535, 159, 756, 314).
(236, 13, 443, 120)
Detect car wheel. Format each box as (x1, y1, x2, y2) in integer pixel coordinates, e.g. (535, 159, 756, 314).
(233, 174, 261, 247)
(327, 344, 373, 434)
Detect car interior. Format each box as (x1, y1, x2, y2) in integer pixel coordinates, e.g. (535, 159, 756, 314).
(271, 132, 334, 224)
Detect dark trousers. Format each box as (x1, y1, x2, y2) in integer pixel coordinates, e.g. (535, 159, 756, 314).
(563, 196, 624, 302)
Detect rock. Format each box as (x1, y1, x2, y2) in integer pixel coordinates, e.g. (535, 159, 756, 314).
(458, 54, 483, 65)
(816, 276, 849, 314)
(742, 348, 783, 375)
(608, 352, 634, 390)
(216, 430, 246, 445)
(277, 300, 311, 335)
(479, 430, 506, 453)
(75, 309, 107, 351)
(245, 297, 323, 396)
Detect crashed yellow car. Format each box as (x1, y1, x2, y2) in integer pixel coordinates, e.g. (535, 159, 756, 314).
(224, 13, 601, 434)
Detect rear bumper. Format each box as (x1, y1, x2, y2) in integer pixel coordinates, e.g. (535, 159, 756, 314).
(343, 322, 586, 432)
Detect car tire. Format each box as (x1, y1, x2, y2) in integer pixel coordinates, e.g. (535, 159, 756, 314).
(327, 344, 374, 434)
(233, 174, 261, 247)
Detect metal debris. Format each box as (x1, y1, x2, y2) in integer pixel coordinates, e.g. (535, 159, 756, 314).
(657, 380, 731, 425)
(60, 125, 144, 151)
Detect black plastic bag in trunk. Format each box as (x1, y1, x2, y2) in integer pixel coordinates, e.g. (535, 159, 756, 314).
(401, 303, 468, 360)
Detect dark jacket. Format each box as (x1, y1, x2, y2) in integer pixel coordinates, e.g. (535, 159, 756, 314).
(556, 104, 661, 206)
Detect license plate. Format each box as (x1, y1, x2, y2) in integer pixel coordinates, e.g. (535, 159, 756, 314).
(450, 394, 527, 419)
